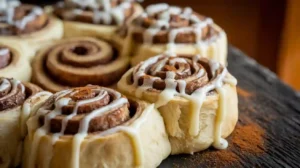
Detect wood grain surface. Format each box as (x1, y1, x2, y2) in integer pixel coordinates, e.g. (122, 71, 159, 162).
(159, 46, 300, 168)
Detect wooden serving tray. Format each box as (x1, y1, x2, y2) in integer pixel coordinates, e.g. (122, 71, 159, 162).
(159, 46, 300, 168)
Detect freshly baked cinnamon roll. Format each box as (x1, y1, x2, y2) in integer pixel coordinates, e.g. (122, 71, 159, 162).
(117, 54, 238, 154)
(50, 0, 143, 40)
(0, 77, 52, 168)
(24, 85, 171, 168)
(31, 37, 129, 92)
(0, 1, 63, 59)
(114, 3, 227, 65)
(0, 43, 31, 81)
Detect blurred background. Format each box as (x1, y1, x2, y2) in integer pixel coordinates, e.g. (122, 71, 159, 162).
(22, 0, 300, 90)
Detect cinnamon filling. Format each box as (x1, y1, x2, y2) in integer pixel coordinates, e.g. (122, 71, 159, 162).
(0, 78, 42, 111)
(0, 4, 48, 35)
(122, 3, 220, 44)
(53, 0, 135, 25)
(131, 55, 220, 94)
(0, 48, 11, 69)
(38, 86, 137, 135)
(132, 27, 216, 44)
(42, 38, 120, 86)
(0, 78, 25, 111)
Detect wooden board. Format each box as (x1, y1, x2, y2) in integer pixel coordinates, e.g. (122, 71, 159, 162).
(159, 46, 300, 168)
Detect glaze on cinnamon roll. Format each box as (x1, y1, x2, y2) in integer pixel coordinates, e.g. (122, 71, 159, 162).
(113, 3, 227, 65)
(32, 37, 130, 92)
(0, 77, 51, 168)
(0, 1, 63, 58)
(118, 53, 238, 154)
(51, 0, 143, 40)
(0, 44, 31, 81)
(24, 86, 170, 168)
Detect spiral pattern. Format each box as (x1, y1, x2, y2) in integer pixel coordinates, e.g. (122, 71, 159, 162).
(130, 54, 224, 95)
(123, 3, 220, 44)
(32, 37, 129, 92)
(54, 0, 137, 26)
(36, 85, 139, 134)
(0, 2, 48, 35)
(0, 78, 25, 111)
(0, 77, 41, 111)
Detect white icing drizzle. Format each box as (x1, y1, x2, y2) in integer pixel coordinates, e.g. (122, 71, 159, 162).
(61, 0, 133, 25)
(128, 3, 222, 56)
(28, 87, 148, 168)
(131, 54, 237, 149)
(10, 78, 25, 93)
(20, 91, 53, 137)
(0, 1, 44, 30)
(0, 78, 10, 91)
(0, 48, 9, 56)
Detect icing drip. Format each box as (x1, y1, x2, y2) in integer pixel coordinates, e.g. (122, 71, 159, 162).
(125, 3, 225, 59)
(0, 48, 9, 56)
(20, 91, 53, 137)
(0, 78, 10, 91)
(0, 1, 44, 30)
(131, 54, 237, 149)
(93, 104, 155, 166)
(60, 0, 133, 25)
(13, 78, 25, 93)
(28, 87, 149, 168)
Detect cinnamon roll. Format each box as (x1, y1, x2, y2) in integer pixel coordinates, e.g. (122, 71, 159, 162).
(0, 44, 31, 82)
(114, 3, 227, 65)
(117, 54, 238, 154)
(31, 37, 129, 92)
(0, 77, 52, 168)
(0, 1, 63, 59)
(51, 0, 143, 40)
(24, 85, 171, 168)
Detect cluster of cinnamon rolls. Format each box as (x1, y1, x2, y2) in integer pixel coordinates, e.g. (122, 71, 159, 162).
(0, 0, 238, 168)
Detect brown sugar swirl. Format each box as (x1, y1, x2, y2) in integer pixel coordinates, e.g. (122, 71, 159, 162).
(120, 3, 220, 44)
(0, 77, 41, 111)
(35, 85, 141, 135)
(32, 37, 129, 92)
(127, 54, 226, 95)
(53, 0, 137, 26)
(0, 1, 48, 35)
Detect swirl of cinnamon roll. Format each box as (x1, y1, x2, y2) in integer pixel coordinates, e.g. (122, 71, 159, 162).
(0, 78, 26, 111)
(39, 86, 130, 134)
(32, 37, 129, 92)
(0, 1, 47, 35)
(114, 3, 227, 65)
(24, 85, 171, 168)
(0, 1, 63, 58)
(118, 53, 238, 154)
(54, 0, 137, 26)
(0, 77, 49, 168)
(52, 0, 143, 39)
(0, 44, 31, 81)
(130, 5, 217, 44)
